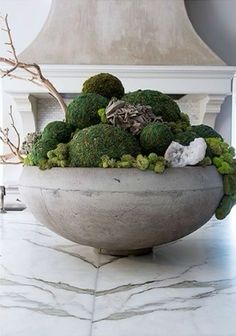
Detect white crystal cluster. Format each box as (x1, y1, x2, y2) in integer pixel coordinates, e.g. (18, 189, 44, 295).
(164, 138, 207, 168)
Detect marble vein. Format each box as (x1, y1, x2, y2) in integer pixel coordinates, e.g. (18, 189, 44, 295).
(1, 265, 95, 296)
(0, 304, 90, 320)
(93, 305, 202, 323)
(23, 238, 99, 269)
(1, 209, 236, 336)
(0, 278, 56, 298)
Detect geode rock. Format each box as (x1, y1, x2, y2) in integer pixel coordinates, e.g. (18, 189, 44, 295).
(164, 138, 207, 167)
(105, 98, 160, 135)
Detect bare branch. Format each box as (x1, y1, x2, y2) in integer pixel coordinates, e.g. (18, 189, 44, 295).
(0, 153, 12, 162)
(0, 14, 68, 165)
(9, 105, 20, 149)
(4, 14, 18, 62)
(0, 107, 24, 164)
(0, 71, 26, 81)
(0, 57, 15, 66)
(0, 152, 22, 165)
(0, 162, 22, 165)
(1, 63, 18, 78)
(0, 14, 67, 114)
(0, 127, 18, 156)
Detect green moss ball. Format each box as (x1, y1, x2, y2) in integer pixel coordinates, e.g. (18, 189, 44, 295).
(82, 73, 125, 99)
(69, 124, 141, 167)
(174, 131, 199, 146)
(123, 90, 181, 122)
(42, 121, 73, 143)
(66, 93, 109, 130)
(31, 138, 58, 165)
(140, 122, 174, 155)
(192, 124, 223, 140)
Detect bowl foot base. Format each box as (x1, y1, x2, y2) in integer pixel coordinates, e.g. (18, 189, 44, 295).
(97, 247, 152, 257)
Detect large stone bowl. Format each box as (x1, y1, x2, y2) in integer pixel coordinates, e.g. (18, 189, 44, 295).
(19, 166, 223, 256)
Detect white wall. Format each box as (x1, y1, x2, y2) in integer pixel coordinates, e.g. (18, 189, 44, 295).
(185, 0, 236, 143)
(185, 0, 236, 66)
(0, 0, 52, 56)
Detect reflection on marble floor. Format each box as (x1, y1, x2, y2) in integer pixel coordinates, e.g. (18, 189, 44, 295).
(1, 209, 236, 336)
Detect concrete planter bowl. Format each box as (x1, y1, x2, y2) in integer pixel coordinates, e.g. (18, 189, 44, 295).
(19, 166, 223, 256)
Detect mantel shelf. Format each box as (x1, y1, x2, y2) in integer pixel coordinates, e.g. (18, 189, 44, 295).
(2, 65, 236, 95)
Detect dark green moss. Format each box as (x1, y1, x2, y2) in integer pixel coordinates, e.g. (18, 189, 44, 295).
(123, 90, 181, 122)
(192, 124, 223, 140)
(215, 195, 234, 220)
(42, 121, 73, 143)
(31, 138, 58, 165)
(140, 122, 174, 155)
(66, 93, 109, 130)
(69, 124, 141, 167)
(224, 174, 236, 196)
(82, 73, 125, 99)
(174, 131, 199, 146)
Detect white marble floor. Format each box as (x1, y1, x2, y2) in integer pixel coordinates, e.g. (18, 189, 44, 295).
(1, 209, 236, 336)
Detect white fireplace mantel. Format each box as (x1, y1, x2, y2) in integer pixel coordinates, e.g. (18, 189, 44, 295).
(2, 64, 236, 132)
(1, 64, 236, 189)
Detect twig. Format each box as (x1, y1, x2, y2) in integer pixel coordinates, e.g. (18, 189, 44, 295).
(0, 14, 67, 114)
(9, 105, 20, 149)
(4, 14, 18, 62)
(0, 106, 24, 164)
(0, 152, 22, 165)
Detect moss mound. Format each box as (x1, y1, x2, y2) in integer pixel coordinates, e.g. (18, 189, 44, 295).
(123, 90, 181, 122)
(69, 124, 141, 167)
(42, 121, 73, 143)
(31, 138, 58, 165)
(174, 131, 199, 146)
(66, 93, 109, 130)
(192, 124, 222, 140)
(82, 73, 125, 99)
(140, 122, 174, 155)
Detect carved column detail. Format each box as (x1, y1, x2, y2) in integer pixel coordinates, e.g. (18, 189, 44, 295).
(177, 94, 227, 128)
(12, 93, 37, 136)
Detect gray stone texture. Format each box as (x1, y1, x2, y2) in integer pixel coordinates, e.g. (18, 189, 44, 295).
(19, 166, 223, 254)
(20, 0, 224, 65)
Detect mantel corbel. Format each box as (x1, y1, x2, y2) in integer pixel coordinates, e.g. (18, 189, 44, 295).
(177, 94, 227, 128)
(11, 93, 37, 136)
